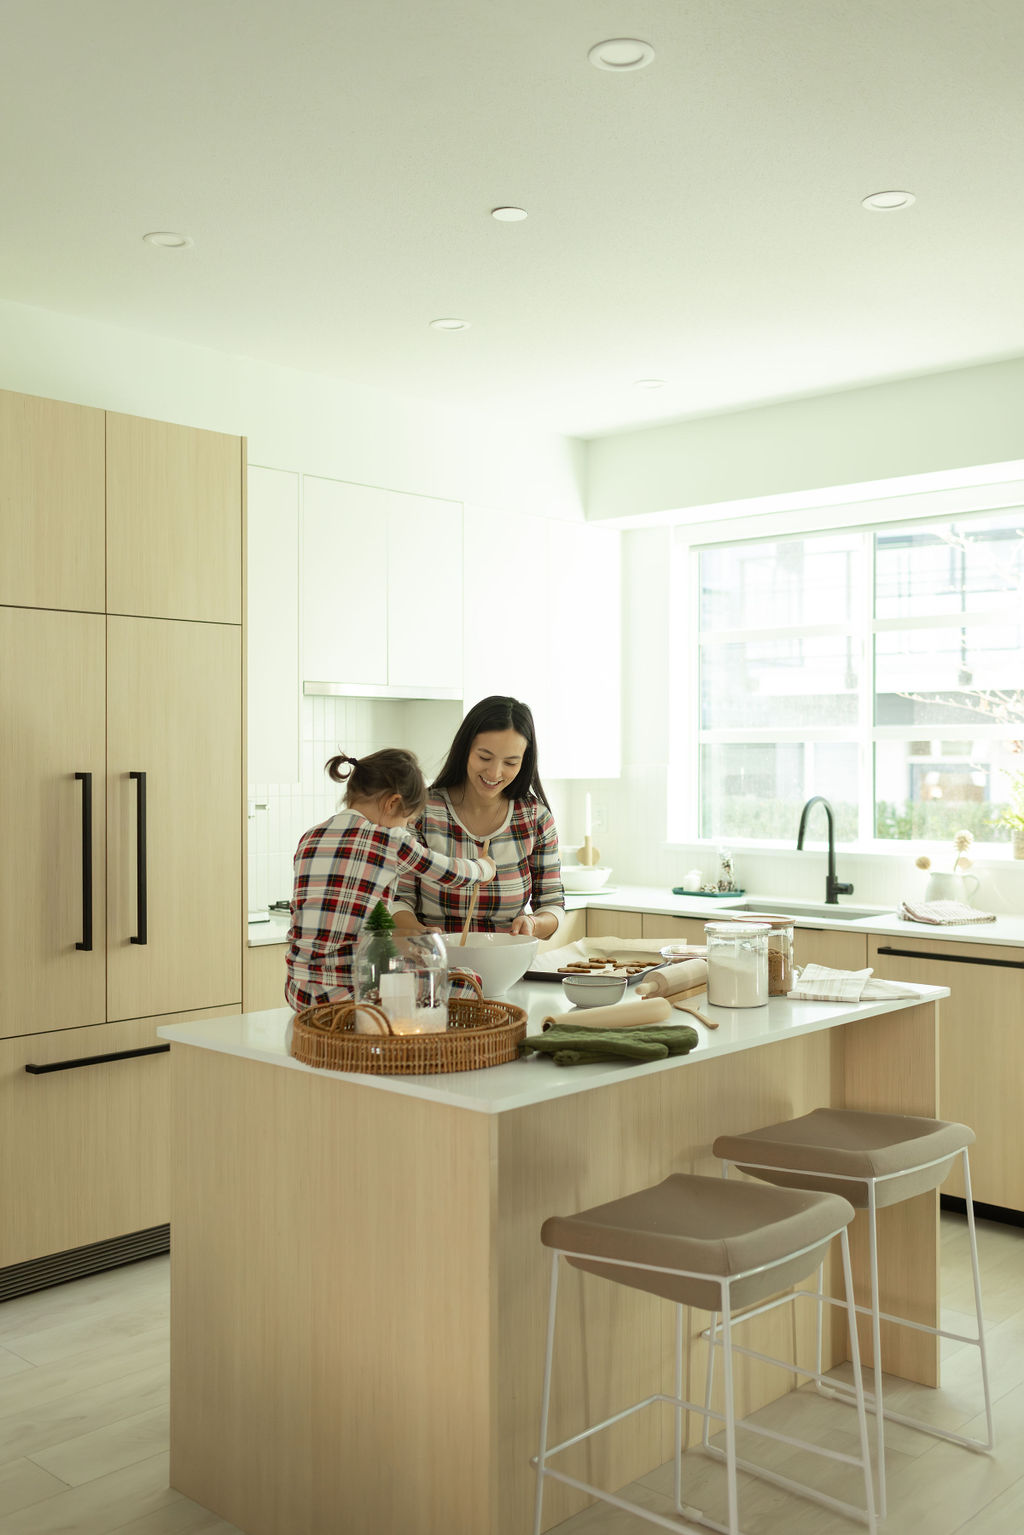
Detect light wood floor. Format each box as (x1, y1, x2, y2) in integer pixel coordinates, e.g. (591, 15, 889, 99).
(0, 1214, 1019, 1534)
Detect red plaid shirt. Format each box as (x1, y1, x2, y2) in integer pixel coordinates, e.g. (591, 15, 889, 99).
(392, 791, 564, 933)
(284, 809, 490, 1010)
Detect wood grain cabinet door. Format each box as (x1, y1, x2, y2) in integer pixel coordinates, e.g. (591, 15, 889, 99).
(106, 616, 242, 1021)
(0, 388, 105, 611)
(0, 607, 106, 1039)
(106, 412, 243, 623)
(870, 935, 1024, 1209)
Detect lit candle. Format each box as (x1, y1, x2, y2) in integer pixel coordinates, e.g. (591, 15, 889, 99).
(584, 793, 592, 838)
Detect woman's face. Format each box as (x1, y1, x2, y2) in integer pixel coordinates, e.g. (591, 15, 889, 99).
(466, 728, 528, 799)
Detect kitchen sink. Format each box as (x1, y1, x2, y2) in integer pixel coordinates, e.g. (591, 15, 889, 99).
(727, 900, 894, 922)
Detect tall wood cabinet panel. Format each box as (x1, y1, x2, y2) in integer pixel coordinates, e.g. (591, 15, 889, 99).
(106, 412, 242, 624)
(0, 607, 108, 1040)
(106, 617, 242, 1022)
(1, 392, 245, 1280)
(0, 389, 105, 611)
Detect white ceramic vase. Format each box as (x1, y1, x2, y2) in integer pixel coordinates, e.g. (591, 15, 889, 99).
(923, 872, 979, 905)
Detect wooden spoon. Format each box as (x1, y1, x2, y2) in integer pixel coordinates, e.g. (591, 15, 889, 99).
(459, 838, 490, 946)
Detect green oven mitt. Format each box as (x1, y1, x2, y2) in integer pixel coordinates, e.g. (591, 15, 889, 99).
(520, 1022, 699, 1067)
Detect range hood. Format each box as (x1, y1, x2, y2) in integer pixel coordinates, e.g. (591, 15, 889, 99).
(303, 681, 462, 701)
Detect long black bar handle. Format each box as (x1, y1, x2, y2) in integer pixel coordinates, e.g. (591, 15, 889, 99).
(875, 944, 1024, 971)
(25, 1043, 170, 1075)
(74, 771, 93, 951)
(130, 770, 148, 945)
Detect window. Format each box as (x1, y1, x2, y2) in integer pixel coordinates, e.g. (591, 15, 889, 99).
(682, 509, 1024, 847)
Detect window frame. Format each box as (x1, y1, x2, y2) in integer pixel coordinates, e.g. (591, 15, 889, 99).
(668, 503, 1024, 851)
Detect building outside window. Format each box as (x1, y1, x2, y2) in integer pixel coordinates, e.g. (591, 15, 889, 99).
(676, 507, 1024, 848)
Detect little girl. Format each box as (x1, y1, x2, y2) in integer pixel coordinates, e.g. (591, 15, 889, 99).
(285, 748, 495, 1010)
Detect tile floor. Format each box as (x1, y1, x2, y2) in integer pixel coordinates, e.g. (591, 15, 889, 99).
(0, 1213, 1020, 1534)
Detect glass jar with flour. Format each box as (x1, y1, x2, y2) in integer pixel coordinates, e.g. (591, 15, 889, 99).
(704, 922, 771, 1008)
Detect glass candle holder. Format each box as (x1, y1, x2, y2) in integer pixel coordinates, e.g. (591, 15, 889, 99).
(353, 929, 449, 1033)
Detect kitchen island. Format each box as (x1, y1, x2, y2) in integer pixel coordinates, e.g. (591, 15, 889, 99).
(159, 978, 947, 1535)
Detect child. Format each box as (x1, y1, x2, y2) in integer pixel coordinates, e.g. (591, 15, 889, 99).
(285, 748, 495, 1010)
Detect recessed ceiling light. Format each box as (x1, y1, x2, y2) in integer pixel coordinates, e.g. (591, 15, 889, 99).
(429, 317, 471, 331)
(142, 230, 192, 248)
(491, 206, 528, 222)
(588, 38, 655, 71)
(861, 190, 915, 211)
(634, 378, 666, 390)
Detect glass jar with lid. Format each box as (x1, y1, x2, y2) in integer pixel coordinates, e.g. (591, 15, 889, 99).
(724, 913, 795, 995)
(704, 922, 771, 1008)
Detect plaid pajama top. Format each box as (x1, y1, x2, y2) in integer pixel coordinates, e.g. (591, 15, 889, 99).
(392, 790, 564, 933)
(284, 808, 490, 1010)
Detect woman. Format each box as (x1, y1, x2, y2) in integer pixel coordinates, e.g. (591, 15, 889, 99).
(392, 696, 564, 940)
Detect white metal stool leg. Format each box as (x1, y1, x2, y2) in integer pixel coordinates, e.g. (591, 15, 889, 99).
(533, 1251, 560, 1535)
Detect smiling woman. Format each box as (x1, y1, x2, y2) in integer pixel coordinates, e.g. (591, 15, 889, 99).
(392, 695, 565, 941)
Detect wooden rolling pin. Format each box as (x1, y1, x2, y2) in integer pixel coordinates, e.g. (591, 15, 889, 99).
(542, 996, 672, 1030)
(636, 959, 708, 998)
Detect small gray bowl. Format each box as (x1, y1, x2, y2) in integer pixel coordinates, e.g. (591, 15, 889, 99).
(560, 973, 628, 1008)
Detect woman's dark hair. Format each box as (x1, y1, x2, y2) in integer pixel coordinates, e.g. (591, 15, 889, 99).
(324, 749, 427, 815)
(432, 695, 550, 807)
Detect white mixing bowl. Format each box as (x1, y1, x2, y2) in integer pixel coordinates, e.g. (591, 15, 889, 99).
(560, 865, 612, 893)
(443, 931, 539, 997)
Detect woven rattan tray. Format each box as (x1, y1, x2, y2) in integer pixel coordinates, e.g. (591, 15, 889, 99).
(290, 978, 528, 1076)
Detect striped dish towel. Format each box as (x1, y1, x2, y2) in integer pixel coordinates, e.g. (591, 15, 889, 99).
(789, 964, 920, 1002)
(899, 900, 997, 925)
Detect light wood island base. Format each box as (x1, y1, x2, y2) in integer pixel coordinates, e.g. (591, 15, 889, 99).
(165, 993, 942, 1535)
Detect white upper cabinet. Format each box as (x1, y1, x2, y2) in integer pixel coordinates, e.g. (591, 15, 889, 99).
(301, 476, 462, 695)
(247, 467, 300, 784)
(462, 506, 621, 779)
(387, 491, 462, 690)
(301, 477, 388, 687)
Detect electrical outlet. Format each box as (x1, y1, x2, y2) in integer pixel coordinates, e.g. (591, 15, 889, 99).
(591, 801, 607, 832)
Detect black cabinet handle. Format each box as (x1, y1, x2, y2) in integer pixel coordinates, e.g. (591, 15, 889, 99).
(130, 770, 148, 945)
(74, 771, 93, 952)
(25, 1043, 170, 1075)
(875, 944, 1024, 971)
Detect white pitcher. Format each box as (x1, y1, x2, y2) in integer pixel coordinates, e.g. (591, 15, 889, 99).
(923, 872, 980, 905)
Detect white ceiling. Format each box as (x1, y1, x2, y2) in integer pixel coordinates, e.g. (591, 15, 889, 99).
(4, 1, 1024, 438)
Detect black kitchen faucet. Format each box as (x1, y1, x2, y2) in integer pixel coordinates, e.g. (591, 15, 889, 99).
(796, 796, 854, 905)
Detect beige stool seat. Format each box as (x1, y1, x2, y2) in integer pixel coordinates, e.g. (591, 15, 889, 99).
(533, 1172, 877, 1535)
(713, 1107, 975, 1208)
(541, 1172, 855, 1312)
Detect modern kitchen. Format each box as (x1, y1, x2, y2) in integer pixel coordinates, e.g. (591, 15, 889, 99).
(3, 4, 1024, 1534)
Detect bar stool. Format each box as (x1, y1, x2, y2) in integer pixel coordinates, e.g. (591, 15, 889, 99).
(533, 1172, 877, 1535)
(712, 1108, 994, 1520)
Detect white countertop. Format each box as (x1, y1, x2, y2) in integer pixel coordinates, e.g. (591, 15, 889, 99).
(158, 977, 947, 1115)
(247, 887, 1024, 948)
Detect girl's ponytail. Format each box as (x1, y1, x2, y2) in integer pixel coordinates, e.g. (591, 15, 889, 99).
(324, 748, 427, 815)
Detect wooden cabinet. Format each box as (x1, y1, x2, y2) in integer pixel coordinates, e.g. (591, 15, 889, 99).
(106, 412, 243, 624)
(0, 389, 106, 611)
(462, 505, 621, 778)
(106, 617, 242, 1021)
(1, 391, 245, 1276)
(870, 935, 1024, 1209)
(244, 943, 287, 1014)
(301, 475, 462, 693)
(0, 607, 107, 1038)
(587, 909, 643, 939)
(0, 1005, 239, 1269)
(642, 914, 706, 946)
